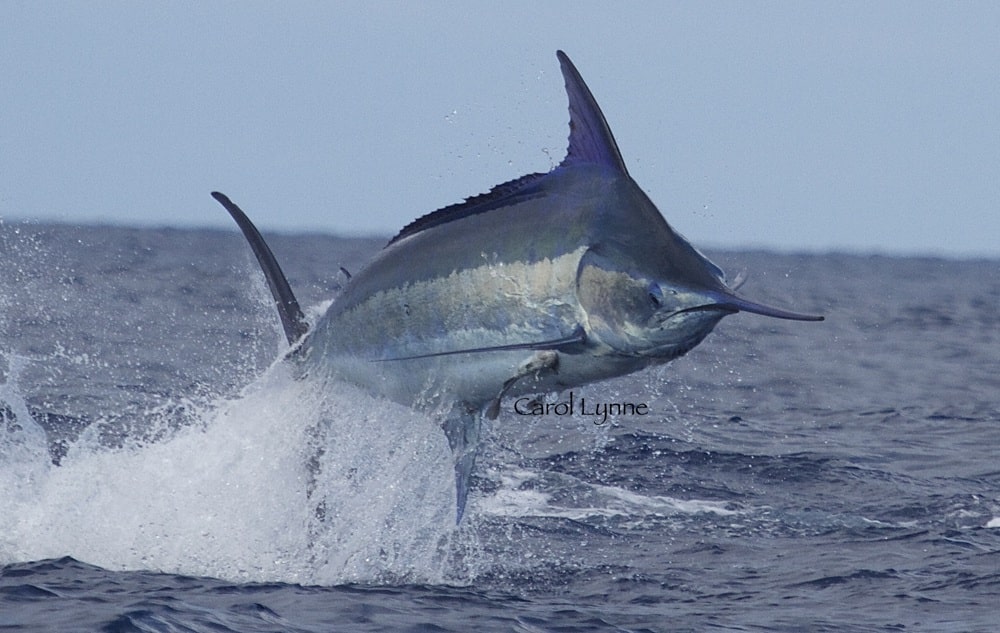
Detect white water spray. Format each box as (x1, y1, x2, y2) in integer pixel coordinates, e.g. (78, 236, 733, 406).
(0, 355, 457, 585)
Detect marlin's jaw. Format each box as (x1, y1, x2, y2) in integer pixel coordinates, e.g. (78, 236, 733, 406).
(630, 297, 735, 360)
(577, 272, 734, 360)
(636, 312, 732, 363)
(588, 283, 823, 361)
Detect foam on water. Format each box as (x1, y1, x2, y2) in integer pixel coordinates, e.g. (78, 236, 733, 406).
(0, 355, 53, 540)
(0, 354, 458, 585)
(478, 467, 740, 523)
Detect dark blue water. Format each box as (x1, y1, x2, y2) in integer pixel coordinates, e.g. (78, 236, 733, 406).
(1, 222, 998, 632)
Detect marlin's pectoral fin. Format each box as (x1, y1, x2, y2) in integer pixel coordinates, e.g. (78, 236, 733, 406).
(485, 350, 560, 420)
(377, 326, 586, 362)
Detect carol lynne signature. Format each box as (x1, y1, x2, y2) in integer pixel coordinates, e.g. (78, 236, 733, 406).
(512, 391, 649, 426)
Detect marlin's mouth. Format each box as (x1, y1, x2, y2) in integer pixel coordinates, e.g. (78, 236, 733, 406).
(664, 303, 740, 320)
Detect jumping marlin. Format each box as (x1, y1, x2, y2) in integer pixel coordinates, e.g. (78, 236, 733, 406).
(213, 51, 823, 522)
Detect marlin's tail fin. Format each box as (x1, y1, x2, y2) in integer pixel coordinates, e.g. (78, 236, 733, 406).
(212, 192, 309, 345)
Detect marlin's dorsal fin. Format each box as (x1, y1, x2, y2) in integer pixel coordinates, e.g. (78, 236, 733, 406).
(388, 172, 547, 246)
(556, 50, 629, 175)
(388, 51, 625, 246)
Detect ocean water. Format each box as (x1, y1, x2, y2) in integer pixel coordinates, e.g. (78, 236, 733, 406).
(1, 221, 998, 632)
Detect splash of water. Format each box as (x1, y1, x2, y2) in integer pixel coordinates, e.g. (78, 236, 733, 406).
(0, 356, 459, 585)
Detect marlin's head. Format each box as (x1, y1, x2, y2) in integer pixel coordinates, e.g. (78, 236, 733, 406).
(553, 50, 822, 361)
(576, 223, 823, 361)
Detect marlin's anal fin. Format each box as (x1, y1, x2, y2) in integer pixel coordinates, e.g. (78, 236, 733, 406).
(442, 408, 483, 524)
(485, 350, 560, 420)
(449, 349, 561, 522)
(212, 192, 309, 346)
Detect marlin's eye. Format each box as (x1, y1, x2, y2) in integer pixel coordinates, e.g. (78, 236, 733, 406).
(647, 283, 664, 308)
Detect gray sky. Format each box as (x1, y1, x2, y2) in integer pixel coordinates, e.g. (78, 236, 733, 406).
(3, 2, 998, 256)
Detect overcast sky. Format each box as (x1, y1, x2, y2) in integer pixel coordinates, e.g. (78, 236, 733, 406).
(3, 2, 998, 257)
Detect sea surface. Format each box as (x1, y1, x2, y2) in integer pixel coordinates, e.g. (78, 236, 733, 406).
(1, 222, 998, 632)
